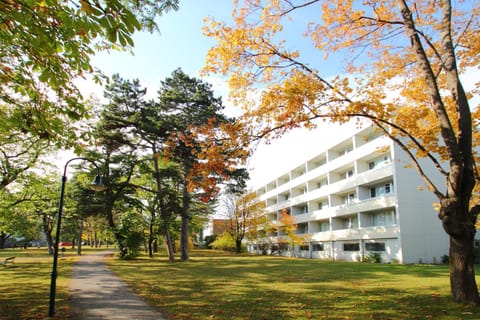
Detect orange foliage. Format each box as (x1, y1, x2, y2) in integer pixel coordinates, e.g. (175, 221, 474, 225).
(203, 0, 480, 201)
(164, 117, 250, 202)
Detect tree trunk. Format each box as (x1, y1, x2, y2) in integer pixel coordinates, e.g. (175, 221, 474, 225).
(41, 213, 54, 255)
(440, 198, 480, 305)
(148, 216, 155, 258)
(0, 232, 8, 249)
(77, 217, 83, 256)
(235, 239, 242, 253)
(45, 233, 53, 255)
(164, 224, 175, 263)
(180, 184, 191, 261)
(449, 235, 479, 304)
(180, 213, 189, 261)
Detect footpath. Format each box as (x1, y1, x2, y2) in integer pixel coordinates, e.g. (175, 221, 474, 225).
(69, 250, 168, 320)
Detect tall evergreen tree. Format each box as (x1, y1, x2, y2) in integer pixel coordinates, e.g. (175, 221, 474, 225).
(156, 69, 232, 261)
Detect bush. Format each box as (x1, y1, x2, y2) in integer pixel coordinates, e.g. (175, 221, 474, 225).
(175, 236, 194, 251)
(118, 231, 143, 260)
(115, 212, 145, 259)
(204, 235, 218, 248)
(363, 252, 382, 263)
(210, 232, 236, 252)
(441, 254, 449, 264)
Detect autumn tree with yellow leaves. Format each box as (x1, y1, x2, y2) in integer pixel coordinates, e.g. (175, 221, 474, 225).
(203, 0, 480, 305)
(276, 209, 308, 257)
(223, 191, 265, 253)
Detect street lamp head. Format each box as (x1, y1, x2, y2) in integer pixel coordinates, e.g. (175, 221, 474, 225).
(89, 175, 107, 192)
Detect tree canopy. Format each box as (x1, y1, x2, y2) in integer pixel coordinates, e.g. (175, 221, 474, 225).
(203, 0, 480, 304)
(0, 0, 179, 189)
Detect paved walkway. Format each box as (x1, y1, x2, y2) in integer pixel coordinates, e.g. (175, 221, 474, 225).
(69, 250, 167, 320)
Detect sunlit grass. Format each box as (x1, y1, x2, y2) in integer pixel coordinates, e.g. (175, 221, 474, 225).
(108, 250, 480, 320)
(0, 247, 77, 320)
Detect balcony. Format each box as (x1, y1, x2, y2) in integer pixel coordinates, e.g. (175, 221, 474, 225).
(308, 225, 400, 242)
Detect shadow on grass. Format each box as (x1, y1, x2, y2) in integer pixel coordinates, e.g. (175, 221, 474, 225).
(107, 251, 480, 320)
(0, 250, 75, 320)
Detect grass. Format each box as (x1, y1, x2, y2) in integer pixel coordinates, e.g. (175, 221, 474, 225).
(107, 250, 480, 320)
(0, 247, 77, 320)
(2, 248, 480, 319)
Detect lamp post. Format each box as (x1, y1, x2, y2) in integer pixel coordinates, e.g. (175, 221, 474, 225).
(48, 157, 106, 317)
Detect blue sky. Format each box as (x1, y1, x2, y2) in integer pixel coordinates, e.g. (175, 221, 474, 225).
(87, 1, 235, 99)
(85, 1, 341, 100)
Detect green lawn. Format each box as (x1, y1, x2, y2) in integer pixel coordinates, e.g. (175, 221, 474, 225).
(2, 248, 480, 319)
(107, 250, 480, 320)
(0, 247, 77, 320)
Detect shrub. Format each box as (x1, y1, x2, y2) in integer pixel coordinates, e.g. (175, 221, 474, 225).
(363, 252, 382, 263)
(204, 235, 218, 248)
(115, 212, 145, 259)
(210, 232, 236, 252)
(441, 254, 449, 264)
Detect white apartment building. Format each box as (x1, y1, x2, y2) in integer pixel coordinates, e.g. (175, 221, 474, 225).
(247, 125, 449, 264)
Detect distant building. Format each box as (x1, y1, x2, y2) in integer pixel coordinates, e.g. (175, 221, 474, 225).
(212, 219, 232, 235)
(204, 218, 232, 238)
(247, 125, 449, 263)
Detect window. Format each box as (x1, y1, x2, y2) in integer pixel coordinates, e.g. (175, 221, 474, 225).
(312, 243, 324, 251)
(317, 179, 327, 189)
(368, 161, 375, 170)
(346, 169, 354, 178)
(372, 210, 396, 226)
(299, 245, 309, 251)
(475, 240, 480, 249)
(343, 243, 360, 251)
(318, 202, 323, 210)
(365, 242, 386, 251)
(370, 183, 393, 198)
(385, 183, 391, 193)
(343, 215, 358, 229)
(345, 193, 356, 204)
(320, 221, 330, 231)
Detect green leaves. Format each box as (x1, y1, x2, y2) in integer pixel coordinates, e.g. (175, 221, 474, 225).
(0, 0, 179, 189)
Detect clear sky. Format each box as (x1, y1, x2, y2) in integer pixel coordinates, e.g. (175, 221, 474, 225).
(84, 1, 235, 99)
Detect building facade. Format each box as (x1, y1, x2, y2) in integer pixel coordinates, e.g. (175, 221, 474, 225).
(247, 126, 449, 263)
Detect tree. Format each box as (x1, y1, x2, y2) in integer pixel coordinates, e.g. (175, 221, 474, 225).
(68, 170, 107, 255)
(0, 0, 179, 190)
(157, 69, 245, 261)
(276, 209, 308, 258)
(222, 191, 265, 253)
(0, 171, 60, 252)
(95, 74, 181, 261)
(203, 1, 480, 304)
(94, 71, 247, 261)
(133, 157, 183, 262)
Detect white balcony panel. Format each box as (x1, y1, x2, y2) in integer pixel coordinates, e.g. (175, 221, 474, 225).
(293, 212, 314, 224)
(354, 163, 394, 185)
(330, 195, 397, 217)
(309, 225, 400, 242)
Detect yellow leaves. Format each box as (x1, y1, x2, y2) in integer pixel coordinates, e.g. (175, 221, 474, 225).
(80, 0, 94, 15)
(204, 0, 480, 198)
